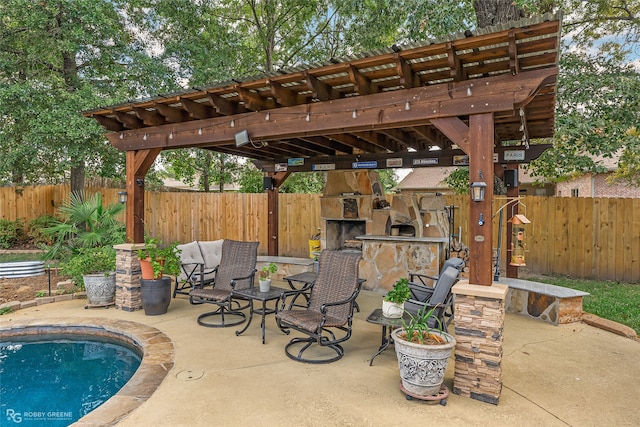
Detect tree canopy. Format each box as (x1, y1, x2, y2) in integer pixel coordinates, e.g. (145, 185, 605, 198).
(1, 0, 637, 190)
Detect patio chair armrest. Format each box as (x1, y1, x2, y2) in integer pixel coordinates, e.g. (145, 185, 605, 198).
(319, 288, 360, 314)
(278, 287, 312, 310)
(229, 269, 257, 289)
(408, 282, 435, 302)
(408, 272, 437, 287)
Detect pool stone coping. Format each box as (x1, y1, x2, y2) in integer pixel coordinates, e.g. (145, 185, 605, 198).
(0, 317, 175, 426)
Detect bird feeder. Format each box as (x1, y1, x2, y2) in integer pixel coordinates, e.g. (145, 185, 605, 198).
(509, 214, 530, 266)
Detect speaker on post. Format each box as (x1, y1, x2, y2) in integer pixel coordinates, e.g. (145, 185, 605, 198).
(263, 177, 274, 191)
(504, 169, 518, 188)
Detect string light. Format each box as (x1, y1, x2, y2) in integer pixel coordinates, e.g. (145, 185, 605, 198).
(116, 99, 425, 141)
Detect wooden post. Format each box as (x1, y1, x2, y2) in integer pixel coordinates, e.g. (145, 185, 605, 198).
(267, 187, 278, 256)
(468, 113, 494, 286)
(267, 171, 291, 256)
(125, 149, 161, 243)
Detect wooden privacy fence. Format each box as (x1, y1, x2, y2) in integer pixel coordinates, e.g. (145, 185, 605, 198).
(1, 186, 638, 282)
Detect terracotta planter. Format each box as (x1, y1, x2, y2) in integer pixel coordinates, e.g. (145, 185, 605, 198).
(140, 258, 164, 280)
(140, 277, 172, 315)
(391, 328, 456, 397)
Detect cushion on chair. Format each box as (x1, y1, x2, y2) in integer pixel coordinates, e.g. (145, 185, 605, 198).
(198, 240, 224, 269)
(177, 241, 205, 282)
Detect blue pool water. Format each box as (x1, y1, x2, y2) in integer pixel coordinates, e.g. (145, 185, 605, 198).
(0, 335, 141, 426)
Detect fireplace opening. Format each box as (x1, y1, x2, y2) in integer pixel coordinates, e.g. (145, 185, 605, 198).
(326, 220, 366, 250)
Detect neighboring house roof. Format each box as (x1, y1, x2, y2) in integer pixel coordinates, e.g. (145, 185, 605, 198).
(397, 167, 452, 191)
(397, 166, 542, 192)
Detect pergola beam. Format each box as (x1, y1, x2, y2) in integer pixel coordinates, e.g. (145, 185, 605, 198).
(107, 68, 557, 151)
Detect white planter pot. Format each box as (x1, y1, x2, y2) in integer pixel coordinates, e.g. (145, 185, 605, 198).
(382, 299, 404, 318)
(391, 328, 456, 397)
(83, 272, 116, 305)
(259, 278, 272, 292)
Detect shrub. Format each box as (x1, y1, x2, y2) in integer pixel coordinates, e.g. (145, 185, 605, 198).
(60, 246, 117, 289)
(27, 215, 58, 246)
(0, 219, 24, 249)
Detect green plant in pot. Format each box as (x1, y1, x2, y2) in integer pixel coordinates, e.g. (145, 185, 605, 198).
(258, 262, 277, 292)
(392, 304, 456, 399)
(136, 237, 182, 279)
(42, 191, 124, 307)
(60, 246, 117, 305)
(382, 277, 411, 318)
(136, 238, 182, 315)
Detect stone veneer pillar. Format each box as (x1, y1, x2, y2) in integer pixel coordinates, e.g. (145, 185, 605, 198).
(114, 243, 145, 311)
(451, 280, 508, 405)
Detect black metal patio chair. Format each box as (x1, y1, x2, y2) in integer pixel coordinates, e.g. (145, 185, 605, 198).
(409, 257, 465, 288)
(276, 250, 362, 364)
(405, 264, 461, 332)
(189, 240, 258, 328)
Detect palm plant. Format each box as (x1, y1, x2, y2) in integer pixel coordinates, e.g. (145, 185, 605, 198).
(43, 191, 125, 261)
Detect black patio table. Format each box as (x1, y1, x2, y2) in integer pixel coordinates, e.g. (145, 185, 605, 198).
(366, 308, 412, 366)
(232, 285, 289, 344)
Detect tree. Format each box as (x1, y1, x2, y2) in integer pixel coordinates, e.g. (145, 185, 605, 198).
(0, 0, 177, 191)
(161, 149, 242, 192)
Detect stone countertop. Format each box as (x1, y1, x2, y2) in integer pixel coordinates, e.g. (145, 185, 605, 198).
(356, 235, 449, 243)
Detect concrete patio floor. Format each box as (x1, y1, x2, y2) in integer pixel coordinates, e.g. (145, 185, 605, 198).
(2, 287, 639, 427)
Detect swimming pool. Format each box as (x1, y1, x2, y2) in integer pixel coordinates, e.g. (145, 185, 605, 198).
(1, 334, 142, 426)
(0, 319, 175, 426)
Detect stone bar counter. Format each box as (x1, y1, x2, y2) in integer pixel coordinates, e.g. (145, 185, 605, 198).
(356, 235, 448, 292)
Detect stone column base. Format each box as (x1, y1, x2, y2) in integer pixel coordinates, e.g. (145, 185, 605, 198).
(114, 243, 145, 312)
(451, 281, 508, 405)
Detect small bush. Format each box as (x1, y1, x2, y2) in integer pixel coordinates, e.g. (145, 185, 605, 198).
(27, 215, 58, 246)
(0, 219, 24, 249)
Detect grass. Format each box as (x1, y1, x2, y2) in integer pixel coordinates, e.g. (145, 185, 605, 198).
(529, 275, 640, 335)
(0, 253, 45, 263)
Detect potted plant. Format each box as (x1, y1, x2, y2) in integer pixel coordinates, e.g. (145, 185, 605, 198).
(42, 191, 125, 307)
(382, 277, 411, 318)
(136, 238, 181, 279)
(60, 246, 117, 306)
(258, 262, 277, 292)
(391, 305, 456, 398)
(136, 238, 182, 315)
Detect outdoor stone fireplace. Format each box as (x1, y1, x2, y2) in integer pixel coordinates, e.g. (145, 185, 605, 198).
(320, 170, 449, 292)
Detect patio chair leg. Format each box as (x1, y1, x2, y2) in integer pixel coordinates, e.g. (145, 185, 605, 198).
(284, 337, 344, 364)
(197, 307, 246, 328)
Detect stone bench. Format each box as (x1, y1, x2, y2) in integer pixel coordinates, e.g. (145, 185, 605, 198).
(257, 256, 315, 283)
(496, 277, 589, 325)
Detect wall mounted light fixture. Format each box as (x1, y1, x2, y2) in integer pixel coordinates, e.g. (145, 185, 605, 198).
(117, 191, 128, 204)
(470, 181, 487, 202)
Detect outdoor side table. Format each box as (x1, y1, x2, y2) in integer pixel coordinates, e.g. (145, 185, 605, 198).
(283, 272, 317, 307)
(232, 286, 288, 344)
(366, 308, 411, 366)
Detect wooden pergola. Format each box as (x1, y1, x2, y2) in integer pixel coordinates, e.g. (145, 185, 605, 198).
(84, 13, 561, 286)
